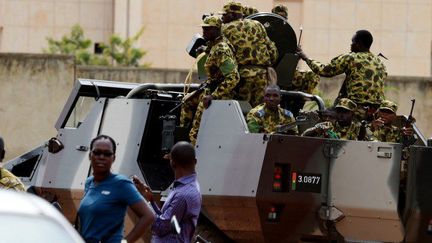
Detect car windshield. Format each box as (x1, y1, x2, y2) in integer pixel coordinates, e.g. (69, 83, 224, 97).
(0, 214, 78, 243)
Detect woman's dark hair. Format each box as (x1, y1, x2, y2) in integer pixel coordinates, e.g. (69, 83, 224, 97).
(90, 135, 116, 153)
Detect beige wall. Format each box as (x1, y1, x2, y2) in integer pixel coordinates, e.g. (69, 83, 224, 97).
(0, 0, 114, 53)
(300, 0, 432, 77)
(0, 54, 75, 161)
(0, 0, 431, 76)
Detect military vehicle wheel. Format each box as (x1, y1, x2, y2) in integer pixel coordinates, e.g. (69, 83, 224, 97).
(194, 214, 234, 243)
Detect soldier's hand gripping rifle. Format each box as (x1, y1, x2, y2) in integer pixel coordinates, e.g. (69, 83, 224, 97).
(401, 99, 416, 147)
(167, 82, 209, 114)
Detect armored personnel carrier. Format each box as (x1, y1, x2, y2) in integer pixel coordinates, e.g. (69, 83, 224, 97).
(4, 13, 432, 243)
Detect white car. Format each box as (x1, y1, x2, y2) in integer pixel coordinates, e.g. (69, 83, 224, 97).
(0, 190, 84, 243)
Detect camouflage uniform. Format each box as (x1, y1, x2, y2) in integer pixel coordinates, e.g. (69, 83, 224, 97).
(371, 126, 402, 143)
(271, 5, 288, 19)
(247, 104, 297, 134)
(305, 52, 387, 105)
(302, 98, 361, 140)
(180, 94, 200, 128)
(370, 100, 402, 143)
(242, 5, 258, 18)
(188, 16, 240, 144)
(291, 70, 320, 94)
(221, 2, 278, 107)
(0, 167, 25, 191)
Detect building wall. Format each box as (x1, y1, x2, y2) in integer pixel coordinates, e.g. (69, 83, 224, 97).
(0, 54, 75, 161)
(300, 0, 432, 77)
(0, 0, 114, 53)
(0, 0, 430, 76)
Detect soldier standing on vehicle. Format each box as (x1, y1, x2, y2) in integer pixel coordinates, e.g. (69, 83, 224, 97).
(221, 2, 278, 107)
(247, 84, 298, 134)
(297, 30, 387, 118)
(0, 136, 25, 191)
(185, 15, 240, 145)
(302, 98, 362, 140)
(271, 4, 321, 94)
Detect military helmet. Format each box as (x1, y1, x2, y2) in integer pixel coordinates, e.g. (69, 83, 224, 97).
(200, 15, 222, 28)
(271, 4, 288, 18)
(242, 5, 258, 17)
(220, 2, 243, 14)
(378, 100, 398, 113)
(335, 98, 357, 111)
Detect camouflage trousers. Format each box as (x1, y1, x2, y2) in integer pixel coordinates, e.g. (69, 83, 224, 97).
(180, 94, 200, 128)
(237, 66, 268, 107)
(189, 90, 234, 145)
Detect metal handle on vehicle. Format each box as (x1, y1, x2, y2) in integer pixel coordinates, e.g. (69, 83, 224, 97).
(76, 145, 89, 152)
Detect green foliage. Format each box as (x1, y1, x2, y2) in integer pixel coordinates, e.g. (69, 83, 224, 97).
(44, 25, 93, 65)
(44, 24, 149, 67)
(99, 27, 148, 67)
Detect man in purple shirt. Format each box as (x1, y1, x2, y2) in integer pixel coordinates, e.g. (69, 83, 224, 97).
(133, 141, 202, 243)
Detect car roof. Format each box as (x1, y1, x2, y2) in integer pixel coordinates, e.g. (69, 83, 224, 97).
(0, 190, 84, 243)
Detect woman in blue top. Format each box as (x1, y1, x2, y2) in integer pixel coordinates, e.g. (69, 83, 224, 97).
(78, 135, 155, 243)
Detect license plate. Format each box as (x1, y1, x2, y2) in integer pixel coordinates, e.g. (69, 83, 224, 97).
(292, 172, 322, 193)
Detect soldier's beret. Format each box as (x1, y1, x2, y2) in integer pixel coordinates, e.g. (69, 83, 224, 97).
(200, 15, 222, 28)
(379, 100, 398, 113)
(220, 2, 243, 14)
(335, 98, 357, 111)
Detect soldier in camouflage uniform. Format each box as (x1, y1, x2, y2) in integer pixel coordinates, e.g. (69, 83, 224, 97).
(242, 5, 258, 18)
(302, 98, 362, 140)
(369, 100, 415, 143)
(247, 84, 298, 134)
(187, 16, 240, 144)
(270, 4, 320, 94)
(297, 30, 387, 112)
(0, 137, 25, 191)
(291, 70, 320, 94)
(221, 2, 278, 107)
(271, 4, 288, 19)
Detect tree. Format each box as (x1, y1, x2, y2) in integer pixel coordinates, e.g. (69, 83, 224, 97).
(44, 25, 95, 65)
(100, 27, 149, 67)
(44, 25, 149, 67)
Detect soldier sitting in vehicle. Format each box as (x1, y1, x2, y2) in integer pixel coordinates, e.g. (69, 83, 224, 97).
(247, 84, 298, 135)
(369, 100, 416, 143)
(302, 98, 363, 140)
(0, 137, 25, 191)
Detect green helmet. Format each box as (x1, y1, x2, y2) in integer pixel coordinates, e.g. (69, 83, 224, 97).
(200, 15, 222, 28)
(378, 100, 398, 113)
(271, 4, 288, 18)
(335, 98, 357, 111)
(220, 2, 243, 14)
